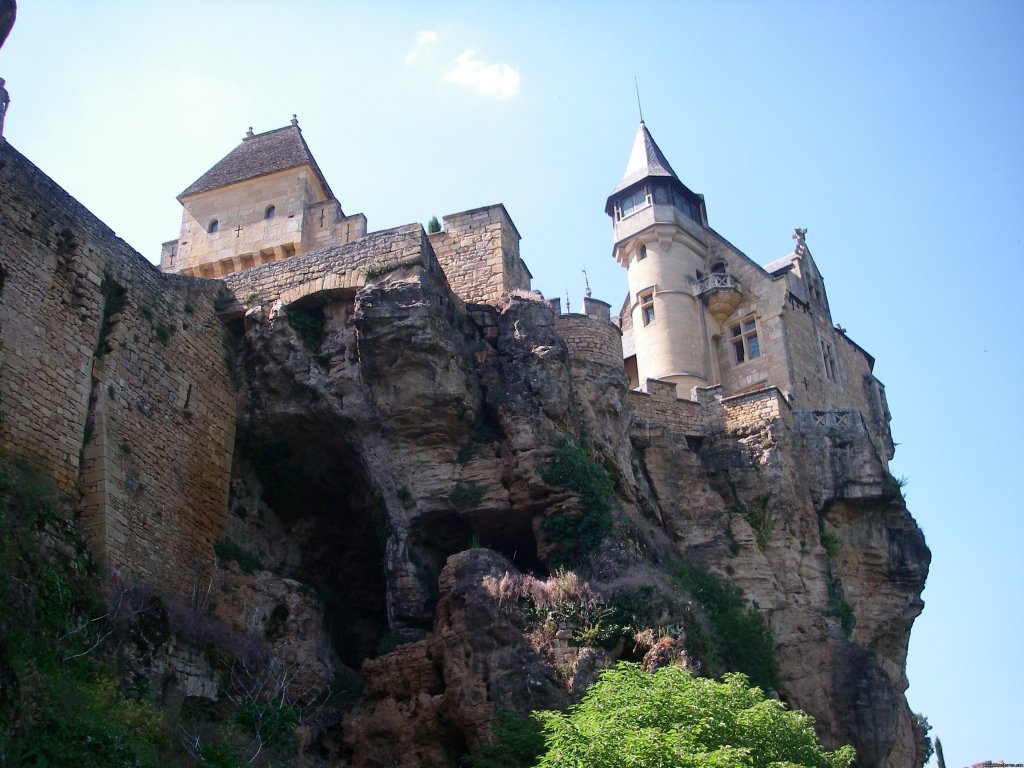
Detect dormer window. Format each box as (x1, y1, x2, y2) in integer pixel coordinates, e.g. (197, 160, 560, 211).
(207, 219, 219, 233)
(264, 205, 276, 219)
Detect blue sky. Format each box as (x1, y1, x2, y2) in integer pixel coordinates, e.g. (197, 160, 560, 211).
(3, 2, 1022, 765)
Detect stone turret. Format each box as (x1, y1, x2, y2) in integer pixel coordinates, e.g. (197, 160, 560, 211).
(607, 122, 718, 399)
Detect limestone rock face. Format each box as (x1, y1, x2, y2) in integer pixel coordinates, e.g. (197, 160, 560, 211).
(218, 260, 928, 767)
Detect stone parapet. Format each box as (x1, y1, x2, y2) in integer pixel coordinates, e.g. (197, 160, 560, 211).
(428, 204, 530, 305)
(554, 313, 623, 371)
(223, 223, 432, 306)
(629, 379, 704, 443)
(718, 387, 791, 433)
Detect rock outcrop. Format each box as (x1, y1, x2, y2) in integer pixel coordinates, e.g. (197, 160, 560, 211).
(209, 253, 928, 766)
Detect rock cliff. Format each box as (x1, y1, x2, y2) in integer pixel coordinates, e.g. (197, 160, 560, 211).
(211, 256, 929, 766)
(0, 142, 929, 767)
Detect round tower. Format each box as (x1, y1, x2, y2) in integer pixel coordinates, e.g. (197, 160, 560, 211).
(606, 122, 713, 399)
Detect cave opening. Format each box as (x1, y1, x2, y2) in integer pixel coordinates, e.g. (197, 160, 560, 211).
(239, 417, 389, 670)
(406, 505, 546, 628)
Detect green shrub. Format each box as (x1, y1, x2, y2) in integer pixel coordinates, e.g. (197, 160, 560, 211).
(0, 454, 174, 767)
(462, 709, 545, 768)
(213, 537, 262, 574)
(820, 530, 840, 558)
(450, 482, 485, 509)
(539, 436, 614, 567)
(533, 663, 854, 768)
(672, 559, 779, 691)
(287, 304, 326, 351)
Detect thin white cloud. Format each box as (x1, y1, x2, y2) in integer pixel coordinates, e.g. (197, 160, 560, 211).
(404, 30, 438, 65)
(442, 49, 520, 100)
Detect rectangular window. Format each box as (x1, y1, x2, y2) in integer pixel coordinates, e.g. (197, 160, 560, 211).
(821, 339, 837, 382)
(619, 188, 650, 220)
(730, 317, 760, 364)
(639, 291, 655, 326)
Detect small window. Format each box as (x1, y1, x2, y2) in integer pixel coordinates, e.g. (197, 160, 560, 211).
(637, 244, 647, 261)
(207, 219, 219, 233)
(821, 339, 837, 382)
(730, 317, 760, 364)
(711, 261, 726, 274)
(639, 291, 655, 326)
(264, 205, 276, 219)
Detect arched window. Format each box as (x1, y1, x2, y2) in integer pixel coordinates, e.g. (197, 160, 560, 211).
(207, 219, 219, 233)
(638, 244, 647, 261)
(264, 205, 276, 220)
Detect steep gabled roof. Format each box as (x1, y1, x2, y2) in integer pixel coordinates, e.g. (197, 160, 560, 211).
(610, 121, 680, 196)
(178, 124, 335, 201)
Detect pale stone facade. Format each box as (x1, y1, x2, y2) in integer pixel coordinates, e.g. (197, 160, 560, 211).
(608, 122, 893, 462)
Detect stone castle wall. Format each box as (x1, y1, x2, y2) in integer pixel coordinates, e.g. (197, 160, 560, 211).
(222, 223, 435, 307)
(553, 312, 623, 371)
(428, 204, 529, 305)
(0, 143, 236, 591)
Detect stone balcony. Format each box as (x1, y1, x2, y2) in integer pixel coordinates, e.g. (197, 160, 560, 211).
(694, 272, 742, 321)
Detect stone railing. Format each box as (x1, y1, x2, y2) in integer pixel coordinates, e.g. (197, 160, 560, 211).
(794, 409, 865, 434)
(694, 272, 740, 296)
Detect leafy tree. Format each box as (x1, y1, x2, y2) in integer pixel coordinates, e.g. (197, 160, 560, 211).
(534, 663, 854, 768)
(427, 216, 441, 234)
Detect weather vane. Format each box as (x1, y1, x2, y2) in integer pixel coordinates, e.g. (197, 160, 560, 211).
(582, 266, 592, 298)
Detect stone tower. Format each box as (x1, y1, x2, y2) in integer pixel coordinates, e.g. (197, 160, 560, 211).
(607, 121, 726, 398)
(160, 119, 366, 278)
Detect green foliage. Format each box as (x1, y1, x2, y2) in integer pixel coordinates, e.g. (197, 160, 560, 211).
(287, 304, 326, 351)
(825, 571, 855, 638)
(95, 273, 127, 356)
(820, 530, 840, 559)
(672, 560, 779, 691)
(427, 216, 441, 234)
(450, 481, 485, 509)
(913, 713, 934, 765)
(534, 663, 855, 768)
(236, 699, 300, 750)
(154, 321, 176, 345)
(198, 741, 245, 767)
(462, 709, 545, 768)
(0, 454, 173, 767)
(213, 537, 262, 574)
(456, 445, 474, 465)
(539, 436, 615, 567)
(213, 292, 234, 311)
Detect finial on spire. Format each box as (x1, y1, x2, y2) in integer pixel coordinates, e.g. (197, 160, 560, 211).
(634, 77, 644, 123)
(291, 114, 299, 126)
(244, 126, 254, 139)
(565, 291, 571, 314)
(582, 266, 592, 298)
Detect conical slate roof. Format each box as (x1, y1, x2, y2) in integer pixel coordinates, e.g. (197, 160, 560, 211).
(610, 121, 680, 196)
(178, 123, 334, 201)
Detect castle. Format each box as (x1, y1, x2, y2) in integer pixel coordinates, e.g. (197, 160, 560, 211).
(159, 117, 894, 462)
(0, 114, 927, 766)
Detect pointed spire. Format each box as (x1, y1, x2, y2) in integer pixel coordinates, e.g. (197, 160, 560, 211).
(611, 122, 680, 196)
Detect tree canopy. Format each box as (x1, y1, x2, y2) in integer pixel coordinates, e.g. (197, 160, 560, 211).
(533, 663, 855, 768)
